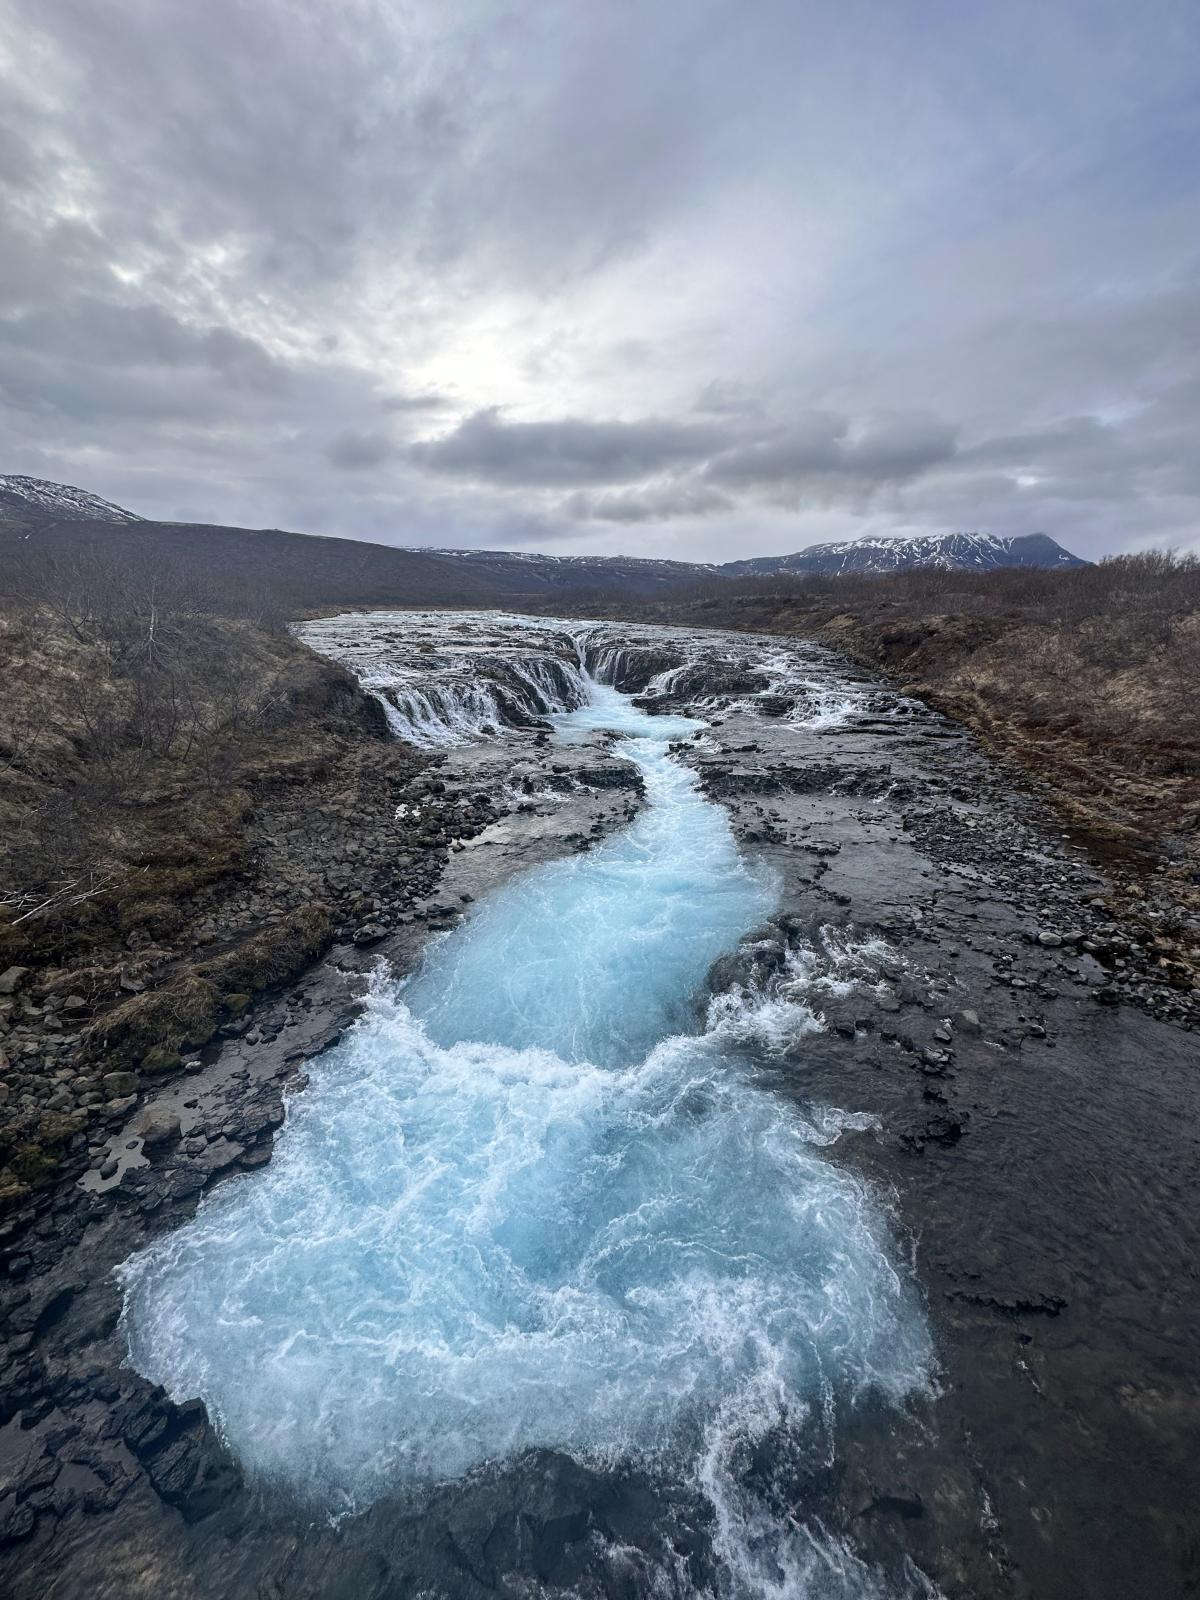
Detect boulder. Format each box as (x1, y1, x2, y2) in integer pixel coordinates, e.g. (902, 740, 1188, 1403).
(102, 1071, 140, 1098)
(0, 966, 29, 996)
(135, 1107, 182, 1146)
(141, 1047, 182, 1074)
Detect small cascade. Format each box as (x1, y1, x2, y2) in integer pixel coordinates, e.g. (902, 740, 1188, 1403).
(645, 661, 693, 695)
(365, 650, 590, 747)
(706, 925, 901, 1054)
(791, 676, 867, 730)
(369, 677, 508, 746)
(575, 625, 686, 693)
(502, 653, 590, 717)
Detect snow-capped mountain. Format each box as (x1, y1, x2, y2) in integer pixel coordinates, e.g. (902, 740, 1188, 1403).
(721, 532, 1088, 576)
(0, 474, 142, 529)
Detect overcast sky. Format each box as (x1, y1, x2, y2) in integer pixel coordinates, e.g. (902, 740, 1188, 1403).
(2, 0, 1198, 560)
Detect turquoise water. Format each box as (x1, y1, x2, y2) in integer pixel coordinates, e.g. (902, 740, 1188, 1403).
(410, 686, 761, 1066)
(117, 682, 931, 1555)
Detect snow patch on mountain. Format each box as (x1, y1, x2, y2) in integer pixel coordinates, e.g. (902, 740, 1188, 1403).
(0, 474, 142, 525)
(722, 531, 1088, 576)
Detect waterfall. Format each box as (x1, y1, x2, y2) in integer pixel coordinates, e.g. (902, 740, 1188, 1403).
(348, 622, 690, 748)
(365, 650, 591, 747)
(296, 611, 900, 749)
(117, 670, 933, 1596)
(574, 625, 686, 693)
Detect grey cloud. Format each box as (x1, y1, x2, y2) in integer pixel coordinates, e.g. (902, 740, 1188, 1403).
(410, 403, 959, 519)
(1, 0, 748, 309)
(411, 409, 733, 487)
(692, 379, 764, 417)
(202, 328, 287, 392)
(380, 393, 447, 414)
(707, 412, 957, 491)
(0, 116, 35, 190)
(921, 384, 1200, 526)
(956, 416, 1116, 469)
(326, 430, 396, 470)
(844, 414, 958, 477)
(566, 482, 733, 523)
(2, 298, 284, 392)
(706, 413, 846, 486)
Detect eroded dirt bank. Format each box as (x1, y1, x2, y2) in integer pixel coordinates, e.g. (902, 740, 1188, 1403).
(1, 613, 1198, 1600)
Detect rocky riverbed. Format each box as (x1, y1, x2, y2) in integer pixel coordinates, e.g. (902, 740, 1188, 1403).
(1, 612, 1197, 1600)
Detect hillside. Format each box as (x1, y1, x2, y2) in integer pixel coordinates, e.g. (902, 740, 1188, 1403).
(402, 544, 717, 594)
(2, 512, 714, 613)
(1, 516, 534, 614)
(0, 596, 481, 1211)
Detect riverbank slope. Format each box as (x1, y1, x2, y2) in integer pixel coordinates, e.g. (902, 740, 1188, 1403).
(532, 556, 1200, 999)
(0, 603, 488, 1213)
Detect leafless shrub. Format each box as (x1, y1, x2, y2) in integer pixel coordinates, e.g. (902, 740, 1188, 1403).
(0, 542, 308, 940)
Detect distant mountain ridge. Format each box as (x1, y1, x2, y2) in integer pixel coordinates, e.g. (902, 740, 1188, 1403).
(423, 532, 1089, 587)
(402, 545, 720, 591)
(722, 531, 1088, 576)
(1, 473, 1090, 613)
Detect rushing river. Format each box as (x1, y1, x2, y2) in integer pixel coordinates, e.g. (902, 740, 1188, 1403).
(118, 665, 933, 1595)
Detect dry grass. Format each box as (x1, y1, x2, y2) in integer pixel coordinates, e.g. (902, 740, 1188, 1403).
(195, 904, 335, 999)
(76, 906, 334, 1066)
(81, 974, 221, 1068)
(0, 601, 367, 968)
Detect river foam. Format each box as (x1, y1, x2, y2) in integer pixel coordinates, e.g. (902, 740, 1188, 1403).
(117, 668, 933, 1590)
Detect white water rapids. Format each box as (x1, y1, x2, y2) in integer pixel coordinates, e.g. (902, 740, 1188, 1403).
(117, 661, 934, 1596)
